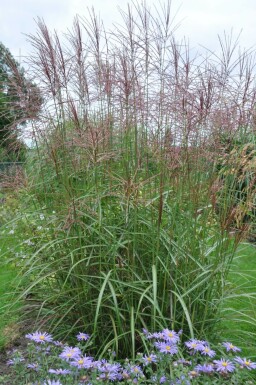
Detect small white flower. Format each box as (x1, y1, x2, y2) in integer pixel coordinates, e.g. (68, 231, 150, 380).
(39, 214, 45, 220)
(37, 226, 43, 231)
(9, 229, 14, 235)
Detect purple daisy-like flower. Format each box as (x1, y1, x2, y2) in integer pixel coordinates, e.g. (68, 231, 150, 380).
(213, 359, 235, 373)
(151, 331, 165, 339)
(70, 355, 94, 369)
(162, 329, 180, 344)
(222, 342, 241, 353)
(53, 340, 64, 347)
(6, 356, 25, 366)
(154, 341, 178, 354)
(27, 362, 41, 371)
(142, 354, 157, 366)
(185, 339, 204, 352)
(76, 332, 90, 341)
(25, 331, 53, 344)
(59, 346, 81, 361)
(198, 345, 216, 358)
(48, 368, 72, 375)
(97, 361, 122, 381)
(235, 357, 256, 370)
(195, 363, 214, 373)
(160, 375, 167, 383)
(43, 381, 62, 385)
(127, 364, 144, 377)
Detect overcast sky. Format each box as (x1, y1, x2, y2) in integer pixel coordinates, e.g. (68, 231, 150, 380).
(1, 0, 256, 64)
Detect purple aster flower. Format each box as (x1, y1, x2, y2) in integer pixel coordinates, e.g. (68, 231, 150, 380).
(160, 375, 167, 383)
(185, 339, 204, 352)
(27, 363, 41, 371)
(43, 381, 62, 385)
(151, 331, 165, 339)
(235, 357, 256, 370)
(6, 356, 25, 366)
(198, 345, 216, 358)
(70, 355, 94, 369)
(53, 341, 64, 347)
(195, 363, 214, 373)
(97, 361, 122, 381)
(48, 368, 72, 375)
(142, 354, 157, 366)
(175, 359, 191, 366)
(222, 342, 241, 353)
(76, 332, 90, 341)
(162, 329, 180, 344)
(188, 370, 199, 379)
(25, 331, 53, 344)
(213, 359, 235, 373)
(122, 369, 130, 380)
(154, 341, 178, 354)
(127, 364, 144, 377)
(59, 346, 81, 361)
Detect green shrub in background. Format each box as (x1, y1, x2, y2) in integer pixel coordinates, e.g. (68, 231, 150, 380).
(214, 130, 256, 240)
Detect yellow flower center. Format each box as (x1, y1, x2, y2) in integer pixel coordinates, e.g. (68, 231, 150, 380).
(204, 348, 209, 352)
(147, 357, 152, 361)
(78, 359, 84, 365)
(230, 344, 234, 349)
(39, 335, 45, 340)
(168, 332, 173, 337)
(245, 361, 250, 366)
(222, 362, 228, 367)
(191, 343, 197, 348)
(165, 345, 171, 351)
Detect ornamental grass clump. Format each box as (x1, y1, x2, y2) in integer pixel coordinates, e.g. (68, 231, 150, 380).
(2, 329, 256, 384)
(2, 0, 256, 358)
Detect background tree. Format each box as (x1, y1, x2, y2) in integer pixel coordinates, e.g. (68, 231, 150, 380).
(0, 42, 41, 161)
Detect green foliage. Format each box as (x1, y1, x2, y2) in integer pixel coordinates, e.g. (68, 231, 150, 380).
(220, 243, 256, 359)
(214, 130, 256, 238)
(2, 329, 256, 385)
(0, 42, 41, 161)
(1, 128, 241, 358)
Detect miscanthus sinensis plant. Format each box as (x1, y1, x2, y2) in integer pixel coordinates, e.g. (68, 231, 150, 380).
(3, 0, 256, 360)
(2, 328, 256, 385)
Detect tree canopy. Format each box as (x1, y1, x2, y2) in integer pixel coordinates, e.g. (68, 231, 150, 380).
(0, 42, 41, 161)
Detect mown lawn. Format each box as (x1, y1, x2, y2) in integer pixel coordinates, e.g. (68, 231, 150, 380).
(0, 266, 20, 348)
(220, 242, 256, 358)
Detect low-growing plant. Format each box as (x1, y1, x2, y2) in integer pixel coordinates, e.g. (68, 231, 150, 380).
(2, 328, 256, 384)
